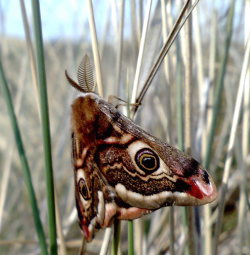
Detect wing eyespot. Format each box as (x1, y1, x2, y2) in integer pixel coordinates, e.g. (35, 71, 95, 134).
(135, 148, 160, 173)
(78, 178, 90, 200)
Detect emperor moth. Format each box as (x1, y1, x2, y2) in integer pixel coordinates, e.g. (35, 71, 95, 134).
(66, 56, 217, 241)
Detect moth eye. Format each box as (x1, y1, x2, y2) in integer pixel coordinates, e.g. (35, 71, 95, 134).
(135, 148, 160, 173)
(78, 178, 89, 200)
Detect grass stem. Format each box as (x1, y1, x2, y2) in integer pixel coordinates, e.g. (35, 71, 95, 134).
(128, 220, 134, 255)
(0, 60, 48, 255)
(213, 30, 250, 255)
(204, 0, 235, 170)
(31, 0, 57, 253)
(112, 219, 121, 255)
(87, 0, 104, 97)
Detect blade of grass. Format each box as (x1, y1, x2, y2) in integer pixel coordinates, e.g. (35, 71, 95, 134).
(203, 6, 235, 254)
(130, 0, 139, 52)
(203, 11, 217, 255)
(204, 1, 234, 254)
(131, 0, 152, 104)
(128, 220, 134, 255)
(182, 2, 197, 254)
(31, 0, 57, 254)
(201, 5, 235, 254)
(213, 34, 250, 255)
(134, 219, 143, 255)
(100, 227, 112, 255)
(238, 2, 250, 252)
(160, 0, 173, 144)
(55, 192, 67, 255)
(134, 0, 200, 113)
(87, 0, 104, 97)
(203, 0, 235, 170)
(203, 11, 217, 254)
(176, 38, 184, 152)
(0, 57, 26, 230)
(111, 219, 121, 255)
(193, 5, 204, 103)
(147, 209, 169, 246)
(115, 0, 124, 96)
(176, 32, 187, 255)
(19, 0, 40, 113)
(0, 60, 48, 255)
(169, 207, 175, 255)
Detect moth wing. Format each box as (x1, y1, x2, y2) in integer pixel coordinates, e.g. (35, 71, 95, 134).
(96, 98, 217, 208)
(72, 133, 118, 241)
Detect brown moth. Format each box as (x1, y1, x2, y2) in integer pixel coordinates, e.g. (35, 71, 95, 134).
(66, 56, 217, 242)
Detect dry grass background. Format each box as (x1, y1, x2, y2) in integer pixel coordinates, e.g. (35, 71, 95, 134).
(0, 0, 249, 255)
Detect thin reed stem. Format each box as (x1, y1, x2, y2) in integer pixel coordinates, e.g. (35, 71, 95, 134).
(203, 5, 235, 252)
(115, 0, 125, 96)
(204, 0, 235, 170)
(169, 207, 175, 255)
(0, 61, 48, 255)
(182, 2, 197, 254)
(161, 0, 173, 144)
(238, 2, 250, 252)
(87, 0, 104, 97)
(134, 0, 200, 113)
(213, 33, 250, 255)
(0, 57, 26, 230)
(131, 0, 152, 104)
(31, 0, 57, 253)
(111, 219, 121, 255)
(100, 228, 112, 255)
(19, 0, 40, 113)
(203, 11, 217, 255)
(128, 220, 135, 255)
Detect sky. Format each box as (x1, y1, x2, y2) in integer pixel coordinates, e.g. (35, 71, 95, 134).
(0, 0, 246, 41)
(1, 0, 139, 40)
(1, 0, 91, 39)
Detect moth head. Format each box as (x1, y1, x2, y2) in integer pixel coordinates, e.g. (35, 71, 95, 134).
(103, 140, 217, 209)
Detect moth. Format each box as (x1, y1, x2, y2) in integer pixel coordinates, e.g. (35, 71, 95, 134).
(66, 56, 217, 242)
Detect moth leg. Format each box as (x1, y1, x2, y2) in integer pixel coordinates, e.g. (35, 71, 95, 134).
(108, 95, 140, 109)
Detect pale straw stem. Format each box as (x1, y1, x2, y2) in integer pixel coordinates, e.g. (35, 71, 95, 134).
(87, 0, 104, 97)
(214, 35, 250, 253)
(131, 0, 152, 104)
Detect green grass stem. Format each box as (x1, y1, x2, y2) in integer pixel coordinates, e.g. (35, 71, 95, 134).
(214, 8, 249, 254)
(0, 61, 48, 255)
(31, 0, 57, 254)
(202, 6, 235, 253)
(176, 36, 188, 255)
(204, 0, 235, 170)
(128, 220, 134, 255)
(111, 219, 121, 255)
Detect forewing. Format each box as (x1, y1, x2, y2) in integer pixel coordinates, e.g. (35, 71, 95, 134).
(95, 97, 217, 208)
